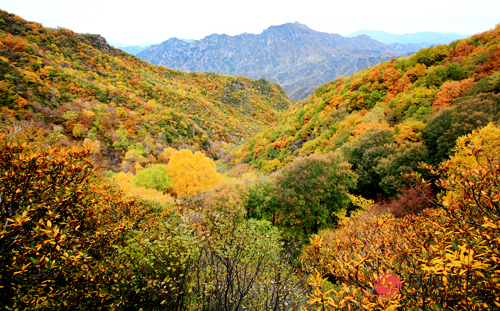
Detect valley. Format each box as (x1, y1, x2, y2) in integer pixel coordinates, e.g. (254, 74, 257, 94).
(1, 8, 499, 311)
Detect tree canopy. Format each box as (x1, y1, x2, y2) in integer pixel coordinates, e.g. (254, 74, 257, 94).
(166, 149, 223, 196)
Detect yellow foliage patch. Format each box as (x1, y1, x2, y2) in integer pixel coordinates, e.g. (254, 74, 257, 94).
(111, 171, 174, 207)
(166, 149, 223, 196)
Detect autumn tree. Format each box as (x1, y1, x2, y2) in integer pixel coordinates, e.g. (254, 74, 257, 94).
(0, 125, 149, 309)
(247, 152, 357, 246)
(304, 124, 500, 310)
(418, 123, 500, 231)
(166, 149, 222, 196)
(159, 146, 177, 163)
(424, 93, 500, 164)
(133, 164, 172, 193)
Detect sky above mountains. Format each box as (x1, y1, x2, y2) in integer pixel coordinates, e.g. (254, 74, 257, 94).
(1, 0, 498, 45)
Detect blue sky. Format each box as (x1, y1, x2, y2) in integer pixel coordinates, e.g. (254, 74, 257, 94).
(1, 0, 498, 45)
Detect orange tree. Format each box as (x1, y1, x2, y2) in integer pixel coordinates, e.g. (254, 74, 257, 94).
(302, 124, 500, 310)
(0, 125, 150, 310)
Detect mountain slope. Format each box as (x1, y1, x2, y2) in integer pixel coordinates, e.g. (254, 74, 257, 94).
(347, 29, 470, 45)
(0, 10, 292, 170)
(231, 25, 500, 197)
(137, 23, 407, 101)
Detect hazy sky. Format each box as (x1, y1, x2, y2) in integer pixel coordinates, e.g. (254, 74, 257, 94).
(1, 0, 498, 45)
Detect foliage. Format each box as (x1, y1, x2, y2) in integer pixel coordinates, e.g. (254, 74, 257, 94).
(0, 9, 292, 171)
(342, 128, 428, 198)
(302, 124, 500, 310)
(166, 149, 223, 196)
(0, 124, 306, 310)
(231, 25, 500, 200)
(115, 196, 306, 310)
(419, 123, 500, 232)
(111, 171, 174, 207)
(3, 8, 500, 310)
(246, 152, 357, 246)
(375, 184, 434, 218)
(133, 163, 172, 193)
(0, 125, 150, 309)
(205, 180, 249, 214)
(424, 93, 500, 164)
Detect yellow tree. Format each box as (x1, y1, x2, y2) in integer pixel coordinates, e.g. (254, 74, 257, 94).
(166, 149, 222, 196)
(160, 146, 177, 163)
(420, 122, 500, 231)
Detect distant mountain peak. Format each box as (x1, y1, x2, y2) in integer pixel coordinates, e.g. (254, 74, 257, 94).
(137, 22, 412, 101)
(267, 22, 306, 30)
(347, 29, 470, 45)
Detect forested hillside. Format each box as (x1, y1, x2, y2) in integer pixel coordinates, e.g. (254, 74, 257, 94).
(233, 24, 500, 198)
(0, 9, 291, 170)
(228, 24, 500, 310)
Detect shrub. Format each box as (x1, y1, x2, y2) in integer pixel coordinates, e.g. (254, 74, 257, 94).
(133, 163, 172, 193)
(303, 124, 500, 310)
(166, 149, 222, 196)
(246, 152, 357, 246)
(0, 125, 148, 309)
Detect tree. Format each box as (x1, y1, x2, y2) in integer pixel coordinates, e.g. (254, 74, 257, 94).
(424, 93, 500, 164)
(249, 152, 357, 246)
(374, 141, 428, 197)
(344, 127, 428, 198)
(303, 125, 500, 310)
(160, 146, 177, 163)
(0, 125, 148, 309)
(166, 149, 222, 196)
(116, 208, 306, 310)
(343, 128, 395, 198)
(418, 123, 500, 232)
(133, 164, 172, 193)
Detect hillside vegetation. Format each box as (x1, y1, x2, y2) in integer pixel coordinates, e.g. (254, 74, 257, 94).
(233, 24, 500, 199)
(230, 25, 500, 310)
(0, 9, 291, 170)
(1, 9, 500, 311)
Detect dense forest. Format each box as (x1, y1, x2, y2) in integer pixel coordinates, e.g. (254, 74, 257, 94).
(1, 9, 500, 311)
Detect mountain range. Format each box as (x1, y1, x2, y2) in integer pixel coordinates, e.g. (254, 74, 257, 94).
(110, 40, 192, 56)
(116, 45, 149, 55)
(347, 29, 470, 45)
(137, 23, 413, 101)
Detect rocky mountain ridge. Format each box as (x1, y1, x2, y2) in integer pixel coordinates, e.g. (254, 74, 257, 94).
(347, 29, 469, 45)
(138, 23, 413, 101)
